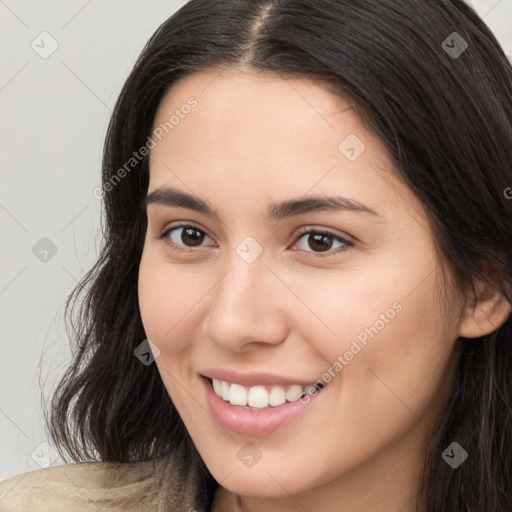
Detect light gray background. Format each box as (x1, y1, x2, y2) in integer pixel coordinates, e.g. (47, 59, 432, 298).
(1, 0, 511, 481)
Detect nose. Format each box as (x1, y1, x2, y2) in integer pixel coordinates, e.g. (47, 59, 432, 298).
(202, 249, 289, 352)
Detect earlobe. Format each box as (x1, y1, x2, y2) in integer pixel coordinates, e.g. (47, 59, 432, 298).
(458, 280, 512, 339)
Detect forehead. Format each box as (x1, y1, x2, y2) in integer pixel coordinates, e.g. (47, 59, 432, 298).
(146, 68, 426, 232)
(153, 67, 353, 125)
(151, 69, 355, 153)
(150, 69, 390, 181)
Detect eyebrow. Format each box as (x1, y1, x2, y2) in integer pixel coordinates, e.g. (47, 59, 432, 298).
(142, 186, 383, 221)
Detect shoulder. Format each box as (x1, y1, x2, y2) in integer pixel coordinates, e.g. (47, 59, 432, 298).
(0, 453, 202, 512)
(0, 461, 117, 511)
(0, 460, 157, 512)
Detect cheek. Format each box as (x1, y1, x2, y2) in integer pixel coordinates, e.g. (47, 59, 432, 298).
(320, 268, 456, 440)
(138, 252, 192, 349)
(137, 254, 202, 408)
(138, 250, 218, 367)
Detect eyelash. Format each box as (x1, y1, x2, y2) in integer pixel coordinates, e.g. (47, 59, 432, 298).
(156, 223, 354, 258)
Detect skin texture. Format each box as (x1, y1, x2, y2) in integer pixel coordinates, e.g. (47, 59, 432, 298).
(138, 68, 511, 512)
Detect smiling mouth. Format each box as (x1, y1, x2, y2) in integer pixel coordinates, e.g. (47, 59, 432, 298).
(206, 376, 326, 411)
(201, 374, 327, 436)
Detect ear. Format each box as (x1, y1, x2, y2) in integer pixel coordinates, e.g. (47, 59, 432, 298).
(458, 279, 511, 339)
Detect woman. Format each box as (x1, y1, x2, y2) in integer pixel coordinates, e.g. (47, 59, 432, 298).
(1, 0, 511, 510)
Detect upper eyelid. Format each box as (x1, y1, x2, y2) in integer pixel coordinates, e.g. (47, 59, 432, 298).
(159, 221, 348, 237)
(162, 221, 215, 241)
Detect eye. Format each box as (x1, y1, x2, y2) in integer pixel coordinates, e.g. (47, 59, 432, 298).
(156, 224, 353, 258)
(157, 223, 215, 252)
(291, 228, 353, 258)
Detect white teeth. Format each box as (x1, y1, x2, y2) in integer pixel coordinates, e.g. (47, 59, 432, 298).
(220, 380, 230, 401)
(228, 383, 247, 406)
(211, 378, 321, 409)
(247, 386, 268, 408)
(285, 385, 304, 402)
(268, 385, 286, 406)
(212, 378, 222, 396)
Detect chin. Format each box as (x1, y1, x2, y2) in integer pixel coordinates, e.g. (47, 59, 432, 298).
(204, 455, 313, 498)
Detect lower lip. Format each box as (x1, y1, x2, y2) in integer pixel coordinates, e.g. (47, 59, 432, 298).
(201, 376, 325, 437)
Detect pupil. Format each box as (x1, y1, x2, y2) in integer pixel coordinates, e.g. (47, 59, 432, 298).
(309, 233, 332, 252)
(183, 228, 204, 247)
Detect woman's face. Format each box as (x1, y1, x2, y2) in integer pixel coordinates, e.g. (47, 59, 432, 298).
(138, 68, 466, 504)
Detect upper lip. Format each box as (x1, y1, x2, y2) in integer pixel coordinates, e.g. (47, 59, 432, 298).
(200, 369, 320, 387)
